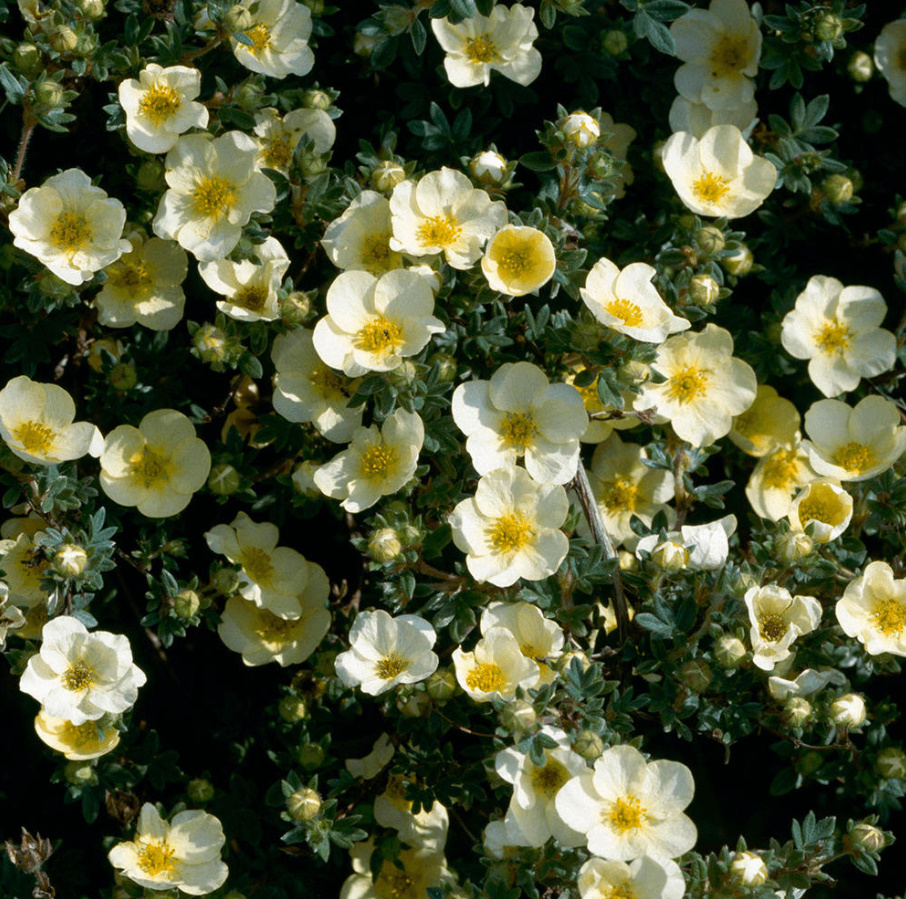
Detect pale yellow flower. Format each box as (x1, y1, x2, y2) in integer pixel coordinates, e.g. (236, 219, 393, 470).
(729, 385, 800, 457)
(34, 710, 121, 760)
(789, 478, 852, 543)
(481, 225, 556, 296)
(836, 561, 906, 656)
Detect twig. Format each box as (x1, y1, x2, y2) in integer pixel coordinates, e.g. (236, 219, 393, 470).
(11, 116, 37, 184)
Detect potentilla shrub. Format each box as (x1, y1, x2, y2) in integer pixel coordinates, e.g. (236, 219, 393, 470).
(1, 0, 905, 897)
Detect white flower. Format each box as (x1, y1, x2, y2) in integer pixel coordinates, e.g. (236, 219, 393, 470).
(670, 0, 761, 110)
(581, 258, 690, 343)
(0, 516, 48, 609)
(335, 609, 439, 695)
(313, 408, 424, 513)
(636, 515, 737, 571)
(204, 512, 329, 619)
(321, 191, 402, 275)
(768, 667, 845, 701)
(875, 19, 906, 107)
(744, 584, 822, 672)
(481, 225, 556, 296)
(312, 269, 444, 376)
(668, 95, 758, 138)
(449, 466, 569, 587)
(389, 167, 507, 269)
(640, 324, 757, 447)
(118, 64, 209, 154)
(780, 275, 896, 397)
(373, 778, 450, 852)
(745, 442, 815, 521)
(453, 627, 540, 702)
(788, 478, 852, 543)
(34, 710, 121, 760)
(198, 236, 289, 322)
(108, 803, 228, 895)
(9, 168, 129, 285)
(662, 125, 776, 219)
(481, 601, 564, 677)
(578, 856, 686, 899)
(340, 842, 451, 899)
(153, 132, 277, 261)
(0, 583, 25, 650)
(99, 408, 211, 517)
(346, 733, 395, 779)
(20, 616, 146, 725)
(729, 385, 800, 458)
(253, 106, 335, 174)
(96, 231, 188, 330)
(555, 744, 697, 860)
(0, 376, 103, 466)
(431, 3, 541, 88)
(271, 328, 363, 443)
(452, 361, 587, 485)
(835, 561, 906, 657)
(802, 395, 906, 482)
(231, 0, 314, 79)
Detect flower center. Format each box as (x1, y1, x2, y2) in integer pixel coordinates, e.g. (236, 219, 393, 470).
(529, 757, 570, 798)
(241, 547, 274, 585)
(815, 319, 850, 353)
(500, 412, 537, 451)
(604, 478, 639, 513)
(833, 442, 874, 474)
(193, 175, 237, 221)
(361, 233, 392, 270)
(137, 839, 177, 876)
(710, 34, 749, 77)
(61, 661, 95, 692)
(50, 212, 91, 254)
(108, 259, 151, 293)
(665, 365, 710, 403)
(310, 365, 352, 401)
(245, 22, 271, 55)
(379, 866, 416, 899)
(608, 886, 636, 899)
(261, 138, 294, 171)
(759, 613, 788, 642)
(64, 721, 105, 748)
(15, 420, 55, 454)
(691, 171, 731, 205)
(608, 795, 646, 833)
(488, 512, 533, 553)
(234, 285, 269, 312)
(761, 448, 801, 490)
(497, 248, 531, 277)
(138, 83, 181, 125)
(606, 298, 644, 327)
(360, 444, 398, 480)
(464, 34, 498, 63)
(134, 447, 170, 487)
(466, 662, 505, 693)
(797, 490, 844, 527)
(873, 598, 906, 637)
(376, 653, 409, 679)
(254, 609, 297, 641)
(416, 214, 462, 249)
(356, 316, 403, 355)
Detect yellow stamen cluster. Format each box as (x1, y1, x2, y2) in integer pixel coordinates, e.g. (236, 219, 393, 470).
(254, 609, 297, 641)
(466, 662, 505, 693)
(138, 83, 181, 125)
(15, 420, 55, 454)
(488, 512, 533, 553)
(134, 447, 169, 487)
(360, 234, 392, 270)
(529, 758, 570, 798)
(379, 867, 416, 899)
(416, 215, 461, 248)
(309, 366, 351, 401)
(50, 212, 91, 253)
(500, 412, 537, 451)
(606, 298, 644, 327)
(261, 138, 293, 171)
(833, 442, 873, 473)
(245, 22, 271, 55)
(665, 366, 710, 404)
(193, 176, 237, 222)
(815, 320, 850, 352)
(873, 599, 906, 637)
(608, 795, 646, 833)
(709, 34, 749, 77)
(61, 661, 95, 692)
(464, 34, 498, 63)
(604, 478, 639, 513)
(376, 653, 409, 679)
(136, 840, 177, 876)
(234, 285, 269, 312)
(759, 614, 788, 642)
(356, 317, 403, 355)
(497, 248, 531, 276)
(797, 495, 835, 526)
(108, 260, 151, 293)
(691, 172, 731, 204)
(761, 448, 802, 490)
(241, 547, 274, 585)
(360, 444, 398, 480)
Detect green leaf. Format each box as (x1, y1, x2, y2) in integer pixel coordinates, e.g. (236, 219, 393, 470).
(519, 151, 557, 172)
(634, 9, 675, 55)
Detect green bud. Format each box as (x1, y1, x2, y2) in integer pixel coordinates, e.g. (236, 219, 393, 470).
(428, 352, 457, 382)
(830, 693, 866, 728)
(848, 50, 873, 82)
(822, 173, 854, 206)
(54, 543, 88, 577)
(688, 273, 719, 305)
(812, 11, 843, 42)
(678, 659, 712, 693)
(135, 158, 166, 192)
(730, 851, 767, 886)
(208, 463, 241, 496)
(76, 0, 106, 20)
(212, 567, 241, 596)
(600, 28, 628, 56)
(187, 778, 215, 802)
(279, 695, 308, 722)
(13, 43, 42, 76)
(784, 697, 812, 728)
(297, 743, 325, 770)
(223, 5, 254, 31)
(573, 730, 604, 761)
(48, 26, 79, 53)
(109, 362, 137, 391)
(877, 747, 906, 779)
(368, 528, 402, 563)
(776, 530, 813, 563)
(389, 360, 418, 388)
(697, 224, 725, 254)
(560, 112, 600, 148)
(722, 244, 753, 276)
(469, 150, 508, 184)
(849, 822, 887, 853)
(353, 32, 378, 58)
(298, 152, 328, 177)
(193, 323, 229, 363)
(64, 760, 98, 786)
(372, 160, 406, 192)
(287, 787, 321, 822)
(714, 634, 746, 669)
(651, 539, 689, 571)
(233, 81, 263, 111)
(499, 700, 536, 733)
(173, 589, 201, 619)
(426, 668, 457, 702)
(301, 88, 332, 111)
(281, 291, 316, 324)
(33, 80, 64, 108)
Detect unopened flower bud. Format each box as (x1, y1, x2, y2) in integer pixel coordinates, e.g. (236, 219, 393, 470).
(573, 729, 604, 761)
(64, 760, 98, 785)
(561, 112, 600, 148)
(49, 26, 79, 53)
(372, 160, 406, 192)
(223, 5, 253, 31)
(281, 290, 315, 324)
(600, 28, 628, 56)
(173, 589, 201, 619)
(785, 697, 812, 728)
(353, 31, 378, 57)
(849, 823, 887, 853)
(697, 225, 725, 253)
(848, 50, 873, 82)
(109, 362, 137, 391)
(297, 743, 325, 770)
(730, 851, 768, 886)
(500, 700, 536, 733)
(193, 323, 229, 363)
(678, 659, 712, 693)
(428, 352, 457, 382)
(426, 668, 457, 702)
(714, 634, 746, 669)
(381, 5, 411, 34)
(470, 150, 507, 184)
(233, 81, 262, 111)
(187, 778, 215, 802)
(822, 173, 854, 206)
(618, 550, 638, 572)
(76, 0, 105, 19)
(651, 539, 689, 571)
(896, 201, 906, 225)
(831, 693, 866, 728)
(722, 244, 753, 276)
(877, 747, 906, 779)
(776, 530, 813, 563)
(388, 360, 418, 388)
(13, 43, 42, 76)
(208, 463, 241, 496)
(397, 691, 430, 717)
(369, 528, 402, 563)
(54, 543, 88, 577)
(135, 158, 166, 192)
(298, 151, 328, 177)
(287, 787, 321, 822)
(279, 695, 308, 722)
(688, 273, 720, 305)
(212, 566, 241, 596)
(812, 11, 843, 42)
(33, 80, 64, 108)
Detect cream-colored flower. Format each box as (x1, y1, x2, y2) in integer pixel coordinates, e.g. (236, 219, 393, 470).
(668, 95, 758, 138)
(218, 595, 331, 667)
(312, 269, 444, 376)
(789, 478, 852, 543)
(581, 258, 689, 343)
(205, 512, 329, 619)
(346, 733, 395, 780)
(453, 627, 540, 702)
(875, 19, 906, 107)
(96, 231, 188, 330)
(431, 3, 541, 88)
(118, 64, 209, 154)
(481, 225, 556, 296)
(452, 361, 587, 485)
(835, 561, 906, 656)
(198, 236, 289, 322)
(389, 167, 507, 269)
(586, 434, 674, 546)
(0, 584, 26, 649)
(374, 778, 449, 852)
(0, 530, 48, 610)
(744, 584, 822, 671)
(670, 0, 761, 110)
(335, 609, 439, 696)
(745, 441, 815, 521)
(578, 856, 686, 899)
(271, 328, 363, 443)
(768, 667, 844, 701)
(662, 125, 776, 219)
(231, 0, 314, 79)
(0, 376, 103, 466)
(321, 191, 402, 275)
(34, 710, 120, 760)
(253, 106, 335, 174)
(555, 744, 697, 860)
(449, 466, 569, 587)
(640, 324, 757, 447)
(481, 601, 564, 681)
(729, 385, 800, 457)
(340, 841, 452, 899)
(313, 409, 424, 513)
(20, 616, 146, 725)
(780, 275, 896, 397)
(10, 168, 129, 285)
(99, 408, 211, 517)
(108, 803, 228, 895)
(802, 395, 906, 482)
(153, 132, 277, 261)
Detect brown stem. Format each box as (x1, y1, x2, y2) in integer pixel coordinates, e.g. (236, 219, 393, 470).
(571, 462, 630, 643)
(11, 117, 37, 184)
(180, 33, 224, 64)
